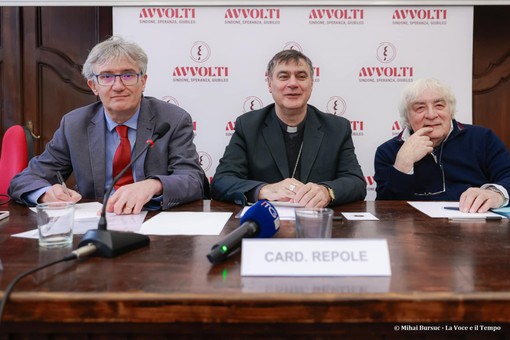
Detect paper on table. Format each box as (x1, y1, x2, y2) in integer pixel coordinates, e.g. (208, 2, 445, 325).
(240, 205, 296, 220)
(12, 211, 148, 239)
(139, 212, 232, 235)
(408, 201, 505, 219)
(30, 201, 103, 220)
(341, 212, 379, 220)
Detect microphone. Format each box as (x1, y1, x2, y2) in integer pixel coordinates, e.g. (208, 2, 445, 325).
(207, 200, 280, 264)
(78, 123, 171, 257)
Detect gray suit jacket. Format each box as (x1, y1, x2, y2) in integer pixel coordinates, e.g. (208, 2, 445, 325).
(211, 104, 366, 205)
(9, 96, 204, 209)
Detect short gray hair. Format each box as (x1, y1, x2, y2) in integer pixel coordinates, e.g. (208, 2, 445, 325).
(266, 49, 314, 79)
(398, 78, 457, 128)
(82, 36, 148, 80)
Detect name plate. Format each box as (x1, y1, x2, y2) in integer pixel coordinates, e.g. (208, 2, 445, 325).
(241, 239, 391, 277)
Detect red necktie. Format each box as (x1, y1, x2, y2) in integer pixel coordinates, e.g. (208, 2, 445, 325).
(112, 125, 134, 190)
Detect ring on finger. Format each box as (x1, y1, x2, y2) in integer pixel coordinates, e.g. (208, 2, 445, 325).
(289, 184, 296, 192)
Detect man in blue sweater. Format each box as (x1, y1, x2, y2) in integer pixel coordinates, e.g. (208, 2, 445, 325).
(374, 78, 510, 213)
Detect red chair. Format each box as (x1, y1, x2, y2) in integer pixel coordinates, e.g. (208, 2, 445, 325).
(0, 125, 31, 196)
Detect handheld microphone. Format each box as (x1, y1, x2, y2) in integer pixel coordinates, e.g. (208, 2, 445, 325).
(207, 200, 280, 264)
(78, 123, 171, 257)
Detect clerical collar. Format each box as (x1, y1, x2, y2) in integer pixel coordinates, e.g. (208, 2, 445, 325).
(274, 111, 306, 134)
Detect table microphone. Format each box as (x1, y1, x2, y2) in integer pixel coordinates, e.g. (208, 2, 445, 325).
(78, 123, 171, 257)
(207, 200, 280, 264)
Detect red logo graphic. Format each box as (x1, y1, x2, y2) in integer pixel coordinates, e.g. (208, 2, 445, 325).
(198, 151, 213, 172)
(225, 121, 236, 132)
(376, 42, 396, 64)
(326, 96, 347, 116)
(193, 121, 197, 132)
(225, 8, 280, 19)
(358, 42, 414, 83)
(392, 121, 402, 131)
(190, 41, 211, 63)
(139, 7, 196, 19)
(161, 96, 179, 106)
(392, 9, 447, 20)
(243, 96, 264, 113)
(365, 176, 375, 186)
(351, 121, 364, 131)
(309, 8, 364, 20)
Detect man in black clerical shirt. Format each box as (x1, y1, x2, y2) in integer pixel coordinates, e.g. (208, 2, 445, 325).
(210, 49, 366, 207)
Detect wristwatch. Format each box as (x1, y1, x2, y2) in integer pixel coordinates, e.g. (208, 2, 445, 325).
(325, 186, 335, 203)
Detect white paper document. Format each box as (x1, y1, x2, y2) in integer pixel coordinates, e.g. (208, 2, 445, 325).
(341, 212, 379, 221)
(408, 201, 506, 219)
(241, 205, 296, 220)
(139, 212, 232, 235)
(12, 211, 147, 239)
(29, 201, 103, 220)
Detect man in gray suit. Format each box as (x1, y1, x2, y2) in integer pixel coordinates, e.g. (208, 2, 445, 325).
(211, 49, 366, 207)
(9, 36, 204, 214)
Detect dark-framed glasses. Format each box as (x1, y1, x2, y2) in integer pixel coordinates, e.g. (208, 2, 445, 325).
(414, 163, 446, 196)
(94, 72, 142, 86)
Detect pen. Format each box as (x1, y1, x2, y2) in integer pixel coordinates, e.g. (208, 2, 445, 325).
(56, 171, 71, 197)
(448, 216, 502, 221)
(443, 206, 460, 211)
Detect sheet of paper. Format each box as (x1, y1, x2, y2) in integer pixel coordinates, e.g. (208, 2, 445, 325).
(139, 212, 232, 235)
(12, 211, 148, 239)
(30, 201, 103, 220)
(408, 201, 505, 219)
(240, 206, 296, 220)
(341, 212, 379, 220)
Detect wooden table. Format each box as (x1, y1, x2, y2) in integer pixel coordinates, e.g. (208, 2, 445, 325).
(1, 199, 509, 338)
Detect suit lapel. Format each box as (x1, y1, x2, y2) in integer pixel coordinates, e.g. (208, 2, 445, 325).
(89, 109, 107, 198)
(300, 109, 324, 182)
(134, 98, 156, 179)
(262, 112, 289, 178)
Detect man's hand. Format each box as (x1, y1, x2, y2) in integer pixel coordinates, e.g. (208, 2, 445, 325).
(259, 179, 330, 208)
(394, 127, 434, 173)
(40, 184, 82, 203)
(105, 179, 163, 215)
(259, 178, 304, 202)
(292, 183, 330, 208)
(459, 187, 505, 213)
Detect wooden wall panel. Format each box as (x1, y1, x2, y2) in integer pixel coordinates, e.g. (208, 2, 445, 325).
(473, 5, 510, 150)
(21, 7, 112, 152)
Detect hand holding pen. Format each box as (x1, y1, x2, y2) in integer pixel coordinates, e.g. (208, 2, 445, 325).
(39, 171, 82, 203)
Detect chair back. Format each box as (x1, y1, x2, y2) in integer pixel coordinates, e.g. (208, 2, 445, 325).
(0, 125, 30, 196)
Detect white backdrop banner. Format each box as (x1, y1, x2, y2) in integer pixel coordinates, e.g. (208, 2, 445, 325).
(113, 6, 473, 200)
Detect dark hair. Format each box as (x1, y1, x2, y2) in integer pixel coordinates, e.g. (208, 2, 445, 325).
(266, 49, 314, 79)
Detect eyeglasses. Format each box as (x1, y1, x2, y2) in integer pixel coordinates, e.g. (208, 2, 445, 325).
(414, 163, 446, 196)
(414, 141, 446, 196)
(93, 72, 142, 86)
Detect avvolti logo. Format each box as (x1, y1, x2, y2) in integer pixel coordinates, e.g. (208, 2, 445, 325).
(172, 41, 229, 83)
(283, 41, 302, 52)
(161, 96, 179, 106)
(224, 8, 280, 25)
(359, 42, 414, 83)
(392, 120, 403, 135)
(139, 7, 196, 24)
(190, 41, 211, 63)
(198, 151, 213, 172)
(243, 96, 264, 113)
(376, 42, 396, 63)
(225, 121, 236, 136)
(308, 8, 365, 25)
(350, 121, 364, 136)
(365, 176, 376, 191)
(326, 96, 347, 116)
(392, 8, 447, 26)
